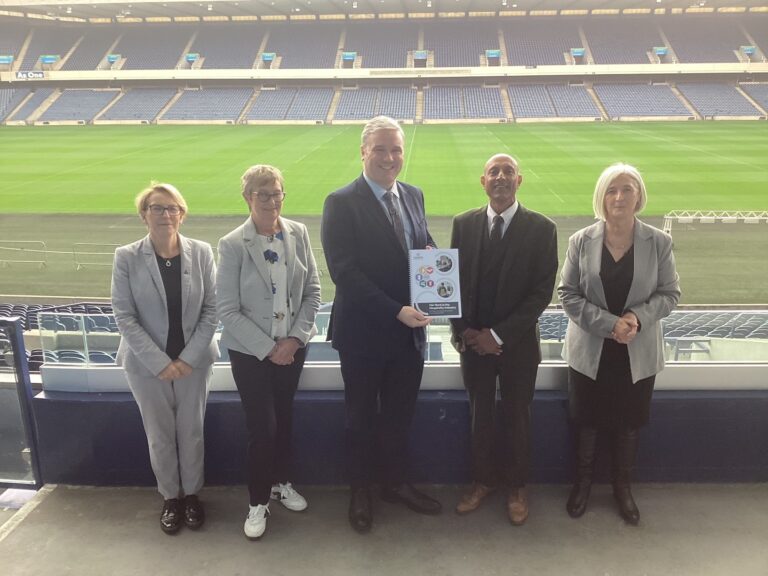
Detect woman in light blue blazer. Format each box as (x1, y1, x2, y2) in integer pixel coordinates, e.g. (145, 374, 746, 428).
(217, 165, 320, 540)
(111, 183, 217, 535)
(558, 164, 680, 525)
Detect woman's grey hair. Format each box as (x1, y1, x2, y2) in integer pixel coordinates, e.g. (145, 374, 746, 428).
(360, 115, 404, 147)
(135, 182, 188, 215)
(241, 164, 285, 198)
(592, 163, 648, 220)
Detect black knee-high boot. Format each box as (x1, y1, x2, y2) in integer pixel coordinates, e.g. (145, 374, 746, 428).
(566, 426, 597, 518)
(613, 428, 640, 525)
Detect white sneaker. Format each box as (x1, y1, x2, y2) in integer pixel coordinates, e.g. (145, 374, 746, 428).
(244, 504, 269, 539)
(270, 482, 308, 512)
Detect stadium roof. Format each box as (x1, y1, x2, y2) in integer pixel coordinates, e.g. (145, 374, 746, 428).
(0, 0, 765, 22)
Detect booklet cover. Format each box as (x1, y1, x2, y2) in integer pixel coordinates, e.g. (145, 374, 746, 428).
(408, 248, 462, 318)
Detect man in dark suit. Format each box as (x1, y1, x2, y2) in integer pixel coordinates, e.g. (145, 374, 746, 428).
(321, 116, 441, 534)
(450, 153, 558, 525)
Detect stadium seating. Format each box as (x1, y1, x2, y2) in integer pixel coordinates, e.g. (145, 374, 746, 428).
(462, 86, 506, 119)
(663, 17, 747, 63)
(6, 88, 55, 122)
(334, 88, 379, 120)
(423, 86, 463, 120)
(584, 18, 662, 65)
(19, 26, 82, 71)
(99, 88, 176, 122)
(246, 88, 296, 121)
(39, 89, 119, 122)
(343, 22, 417, 68)
(507, 84, 557, 118)
(0, 23, 28, 60)
(740, 83, 768, 112)
(262, 22, 340, 69)
(504, 19, 582, 66)
(162, 87, 253, 121)
(677, 83, 761, 117)
(0, 88, 31, 121)
(594, 83, 691, 117)
(284, 88, 334, 121)
(60, 27, 118, 71)
(423, 21, 497, 68)
(377, 87, 417, 120)
(113, 25, 193, 70)
(546, 84, 601, 118)
(189, 24, 264, 69)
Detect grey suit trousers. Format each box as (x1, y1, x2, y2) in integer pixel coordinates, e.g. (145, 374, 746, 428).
(126, 367, 211, 499)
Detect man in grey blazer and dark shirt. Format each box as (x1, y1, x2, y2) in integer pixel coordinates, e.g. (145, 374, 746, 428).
(322, 116, 441, 534)
(451, 154, 558, 525)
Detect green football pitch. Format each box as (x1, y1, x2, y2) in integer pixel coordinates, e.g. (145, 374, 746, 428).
(1, 122, 766, 215)
(0, 122, 766, 303)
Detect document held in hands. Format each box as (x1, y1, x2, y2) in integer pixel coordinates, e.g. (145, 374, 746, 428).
(408, 248, 462, 318)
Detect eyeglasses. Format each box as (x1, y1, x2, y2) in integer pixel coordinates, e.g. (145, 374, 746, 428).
(252, 192, 286, 204)
(148, 204, 183, 215)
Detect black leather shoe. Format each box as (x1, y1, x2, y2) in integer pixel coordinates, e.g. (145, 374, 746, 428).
(348, 488, 373, 534)
(160, 498, 182, 534)
(613, 484, 640, 525)
(381, 484, 442, 515)
(184, 494, 205, 529)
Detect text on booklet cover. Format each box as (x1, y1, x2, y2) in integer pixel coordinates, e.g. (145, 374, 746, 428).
(409, 249, 462, 318)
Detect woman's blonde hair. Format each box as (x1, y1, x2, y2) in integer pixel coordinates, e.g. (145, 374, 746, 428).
(135, 182, 188, 215)
(241, 165, 285, 199)
(592, 163, 647, 220)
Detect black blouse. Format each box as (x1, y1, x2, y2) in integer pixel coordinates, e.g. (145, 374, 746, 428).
(599, 243, 634, 361)
(156, 254, 185, 360)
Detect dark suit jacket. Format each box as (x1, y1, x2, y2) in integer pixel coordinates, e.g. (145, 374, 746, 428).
(321, 174, 434, 358)
(450, 204, 558, 361)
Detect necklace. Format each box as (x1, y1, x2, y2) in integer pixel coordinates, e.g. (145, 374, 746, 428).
(165, 258, 172, 267)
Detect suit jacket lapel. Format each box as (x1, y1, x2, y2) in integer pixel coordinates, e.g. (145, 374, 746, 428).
(356, 175, 404, 253)
(242, 217, 273, 291)
(140, 235, 167, 309)
(496, 205, 528, 290)
(465, 209, 486, 315)
(398, 182, 422, 250)
(625, 219, 653, 310)
(281, 217, 297, 293)
(585, 221, 608, 308)
(179, 234, 192, 320)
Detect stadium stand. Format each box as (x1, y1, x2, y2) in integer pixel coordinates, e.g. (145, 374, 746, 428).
(262, 22, 340, 69)
(583, 18, 663, 64)
(740, 83, 768, 111)
(284, 87, 334, 121)
(462, 86, 506, 119)
(423, 86, 463, 119)
(0, 88, 31, 121)
(39, 89, 119, 122)
(0, 23, 31, 61)
(663, 16, 748, 63)
(99, 88, 176, 122)
(189, 24, 264, 69)
(546, 84, 601, 118)
(377, 86, 417, 120)
(677, 83, 761, 117)
(113, 25, 192, 70)
(246, 88, 296, 121)
(423, 21, 497, 68)
(503, 19, 583, 66)
(18, 26, 82, 71)
(334, 87, 379, 120)
(507, 84, 557, 118)
(6, 88, 54, 122)
(162, 87, 253, 121)
(60, 27, 120, 71)
(343, 22, 417, 68)
(594, 83, 692, 118)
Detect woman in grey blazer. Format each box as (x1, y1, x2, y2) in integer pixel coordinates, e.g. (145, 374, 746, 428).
(217, 165, 320, 540)
(558, 163, 680, 525)
(111, 183, 217, 534)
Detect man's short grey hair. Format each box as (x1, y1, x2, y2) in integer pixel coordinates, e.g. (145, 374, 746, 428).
(360, 116, 405, 147)
(592, 162, 648, 220)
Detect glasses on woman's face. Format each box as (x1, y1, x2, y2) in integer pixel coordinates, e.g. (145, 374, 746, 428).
(148, 204, 183, 216)
(252, 191, 286, 204)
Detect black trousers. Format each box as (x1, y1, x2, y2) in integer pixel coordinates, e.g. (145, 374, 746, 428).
(339, 346, 424, 489)
(460, 347, 538, 488)
(229, 347, 306, 506)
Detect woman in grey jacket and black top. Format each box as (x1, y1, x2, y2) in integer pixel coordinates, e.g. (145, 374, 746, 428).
(558, 163, 680, 525)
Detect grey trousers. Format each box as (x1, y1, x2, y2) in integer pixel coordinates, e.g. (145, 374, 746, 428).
(126, 366, 211, 499)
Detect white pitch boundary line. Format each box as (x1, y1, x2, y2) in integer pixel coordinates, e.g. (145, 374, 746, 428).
(0, 484, 56, 544)
(547, 186, 566, 203)
(400, 124, 417, 183)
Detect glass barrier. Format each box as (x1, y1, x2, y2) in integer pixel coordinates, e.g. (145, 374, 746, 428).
(18, 308, 768, 372)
